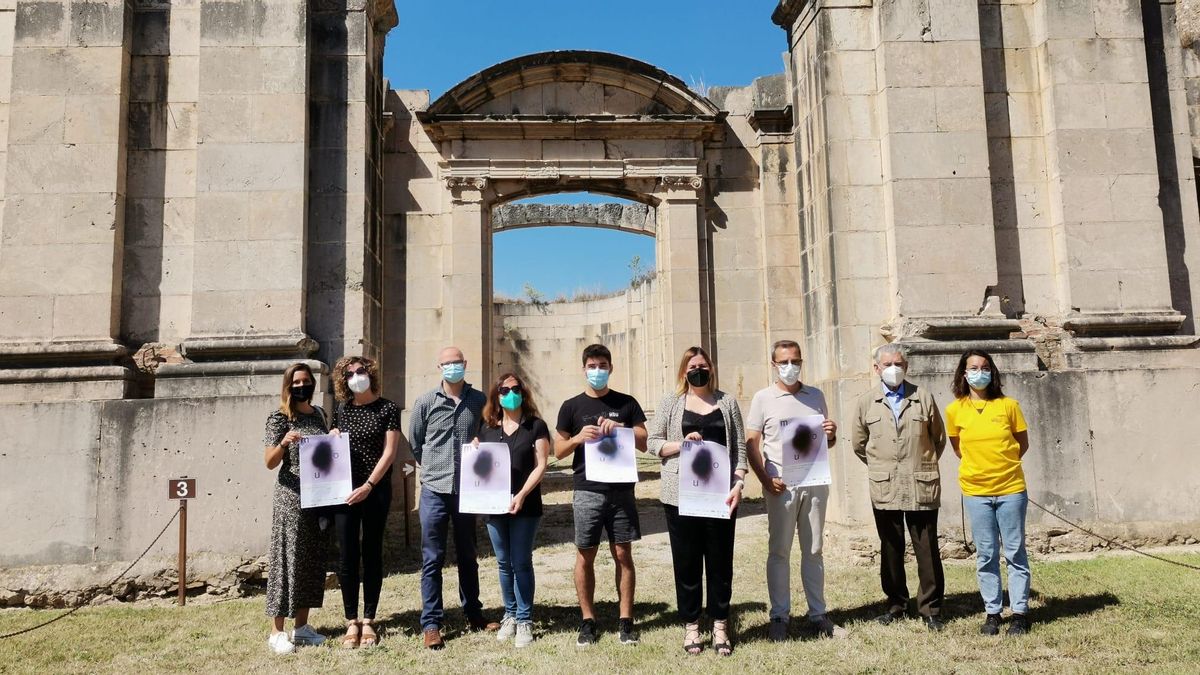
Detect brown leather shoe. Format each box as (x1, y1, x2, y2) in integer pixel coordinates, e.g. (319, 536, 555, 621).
(468, 616, 501, 632)
(423, 626, 444, 650)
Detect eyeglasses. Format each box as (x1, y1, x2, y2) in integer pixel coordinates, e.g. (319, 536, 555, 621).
(439, 359, 465, 367)
(344, 367, 368, 379)
(773, 359, 803, 367)
(498, 385, 522, 395)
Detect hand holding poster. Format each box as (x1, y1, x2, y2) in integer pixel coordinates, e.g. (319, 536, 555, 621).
(459, 442, 512, 515)
(584, 426, 639, 484)
(679, 440, 732, 519)
(781, 415, 832, 487)
(299, 433, 354, 508)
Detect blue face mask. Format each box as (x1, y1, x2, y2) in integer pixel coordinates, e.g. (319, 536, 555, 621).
(499, 391, 523, 411)
(586, 367, 610, 390)
(966, 369, 992, 390)
(442, 362, 465, 383)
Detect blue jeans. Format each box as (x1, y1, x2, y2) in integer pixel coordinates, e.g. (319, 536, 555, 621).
(419, 487, 483, 630)
(964, 491, 1031, 614)
(486, 515, 541, 623)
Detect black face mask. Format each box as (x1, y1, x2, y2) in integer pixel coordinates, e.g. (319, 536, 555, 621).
(686, 368, 711, 388)
(290, 383, 315, 403)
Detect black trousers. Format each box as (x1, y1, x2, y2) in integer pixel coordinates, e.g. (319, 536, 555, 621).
(663, 504, 737, 622)
(872, 508, 944, 617)
(334, 480, 392, 620)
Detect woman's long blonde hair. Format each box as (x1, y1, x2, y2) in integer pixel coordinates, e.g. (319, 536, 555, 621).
(279, 362, 316, 420)
(674, 346, 717, 396)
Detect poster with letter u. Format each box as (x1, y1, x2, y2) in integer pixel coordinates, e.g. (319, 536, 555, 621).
(299, 433, 354, 508)
(459, 442, 512, 515)
(679, 440, 732, 519)
(781, 415, 831, 487)
(584, 426, 639, 483)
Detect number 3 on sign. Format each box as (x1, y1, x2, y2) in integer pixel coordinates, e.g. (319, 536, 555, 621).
(168, 478, 197, 500)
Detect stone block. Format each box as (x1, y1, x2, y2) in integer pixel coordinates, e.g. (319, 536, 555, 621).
(14, 1, 66, 47)
(1066, 268, 1119, 310)
(1041, 0, 1097, 39)
(169, 8, 201, 56)
(0, 8, 15, 57)
(1, 193, 58, 244)
(194, 191, 250, 242)
(929, 0, 981, 42)
(252, 0, 306, 48)
(0, 295, 51, 339)
(1064, 220, 1168, 272)
(198, 46, 260, 95)
(882, 87, 935, 133)
(1092, 0, 1145, 39)
(895, 224, 990, 276)
(1101, 82, 1152, 129)
(248, 190, 304, 240)
(828, 139, 882, 186)
(876, 0, 934, 43)
(59, 46, 124, 95)
(63, 94, 122, 144)
(1002, 92, 1043, 138)
(249, 93, 305, 143)
(7, 93, 63, 145)
(197, 142, 305, 192)
(0, 56, 11, 102)
(822, 7, 875, 51)
(1109, 174, 1160, 222)
(7, 143, 120, 194)
(825, 93, 877, 140)
(199, 0, 252, 46)
(934, 86, 986, 132)
(833, 230, 887, 277)
(939, 177, 993, 226)
(69, 0, 126, 48)
(1058, 175, 1114, 222)
(167, 55, 200, 102)
(52, 292, 114, 339)
(197, 94, 250, 143)
(1044, 38, 1147, 85)
(57, 192, 119, 244)
(191, 289, 301, 334)
(0, 242, 116, 296)
(827, 50, 876, 95)
(885, 131, 989, 179)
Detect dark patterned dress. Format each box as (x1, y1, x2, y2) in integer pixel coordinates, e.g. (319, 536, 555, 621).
(263, 407, 330, 618)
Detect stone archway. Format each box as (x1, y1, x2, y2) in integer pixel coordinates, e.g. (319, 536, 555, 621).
(395, 51, 726, 401)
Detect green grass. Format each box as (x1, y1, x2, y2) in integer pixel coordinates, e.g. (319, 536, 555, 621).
(3, 484, 1200, 674)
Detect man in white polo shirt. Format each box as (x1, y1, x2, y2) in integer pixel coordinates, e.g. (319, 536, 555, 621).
(746, 339, 845, 641)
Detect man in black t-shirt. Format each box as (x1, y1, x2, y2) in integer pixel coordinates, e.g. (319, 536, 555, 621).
(554, 343, 647, 647)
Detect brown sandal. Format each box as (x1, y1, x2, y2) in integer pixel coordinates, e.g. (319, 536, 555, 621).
(713, 619, 733, 657)
(360, 620, 378, 648)
(342, 620, 360, 649)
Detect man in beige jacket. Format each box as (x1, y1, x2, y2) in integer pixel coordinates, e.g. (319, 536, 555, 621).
(851, 344, 947, 631)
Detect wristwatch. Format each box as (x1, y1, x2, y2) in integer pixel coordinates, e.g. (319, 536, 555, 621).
(733, 479, 745, 491)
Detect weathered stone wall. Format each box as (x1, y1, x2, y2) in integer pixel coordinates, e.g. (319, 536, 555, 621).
(492, 277, 663, 415)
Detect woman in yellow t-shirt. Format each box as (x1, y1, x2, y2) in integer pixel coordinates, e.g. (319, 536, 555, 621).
(945, 349, 1031, 637)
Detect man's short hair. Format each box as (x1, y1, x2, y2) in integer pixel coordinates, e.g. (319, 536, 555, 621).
(582, 343, 612, 366)
(873, 343, 908, 364)
(771, 339, 801, 362)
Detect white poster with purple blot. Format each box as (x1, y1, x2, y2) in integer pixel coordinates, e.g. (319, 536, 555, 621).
(299, 433, 354, 508)
(679, 440, 732, 519)
(459, 442, 512, 514)
(781, 415, 831, 487)
(584, 426, 639, 483)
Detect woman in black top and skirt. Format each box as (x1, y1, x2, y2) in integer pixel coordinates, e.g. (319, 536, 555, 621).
(475, 371, 550, 649)
(647, 347, 748, 656)
(262, 363, 331, 654)
(329, 355, 399, 648)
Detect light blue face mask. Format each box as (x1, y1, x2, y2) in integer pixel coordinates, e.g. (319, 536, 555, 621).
(442, 362, 465, 383)
(499, 391, 523, 411)
(586, 367, 610, 390)
(966, 369, 992, 390)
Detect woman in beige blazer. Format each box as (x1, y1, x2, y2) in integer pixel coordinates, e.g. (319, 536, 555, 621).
(647, 346, 748, 657)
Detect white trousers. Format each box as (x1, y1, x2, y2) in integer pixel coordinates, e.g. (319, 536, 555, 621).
(765, 483, 828, 620)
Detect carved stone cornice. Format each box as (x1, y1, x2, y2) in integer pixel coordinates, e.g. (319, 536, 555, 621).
(660, 175, 703, 190)
(445, 176, 489, 191)
(441, 158, 702, 185)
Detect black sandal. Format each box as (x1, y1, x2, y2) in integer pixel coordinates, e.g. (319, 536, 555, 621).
(683, 622, 703, 655)
(712, 619, 733, 657)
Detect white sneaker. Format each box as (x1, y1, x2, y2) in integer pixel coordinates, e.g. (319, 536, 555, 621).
(515, 622, 534, 649)
(268, 631, 296, 655)
(292, 624, 327, 646)
(497, 616, 517, 641)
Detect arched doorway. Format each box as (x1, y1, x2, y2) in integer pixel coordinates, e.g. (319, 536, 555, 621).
(401, 51, 724, 402)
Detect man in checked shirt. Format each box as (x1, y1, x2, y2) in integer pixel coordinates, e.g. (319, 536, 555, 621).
(409, 346, 496, 649)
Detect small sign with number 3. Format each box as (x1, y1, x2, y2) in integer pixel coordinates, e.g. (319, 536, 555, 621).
(168, 478, 196, 500)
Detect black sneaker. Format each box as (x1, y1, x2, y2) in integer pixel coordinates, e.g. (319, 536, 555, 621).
(923, 615, 946, 632)
(576, 619, 597, 647)
(874, 610, 906, 625)
(980, 613, 1002, 636)
(618, 618, 639, 645)
(1007, 613, 1030, 635)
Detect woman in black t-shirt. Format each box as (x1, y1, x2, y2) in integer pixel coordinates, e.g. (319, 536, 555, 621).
(329, 355, 399, 649)
(474, 371, 550, 648)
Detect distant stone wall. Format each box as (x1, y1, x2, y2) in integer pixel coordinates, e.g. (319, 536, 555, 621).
(493, 277, 666, 416)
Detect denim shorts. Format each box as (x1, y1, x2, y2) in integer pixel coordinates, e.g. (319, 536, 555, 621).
(573, 486, 641, 549)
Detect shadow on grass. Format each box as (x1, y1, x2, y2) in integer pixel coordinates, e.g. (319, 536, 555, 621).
(827, 589, 1119, 630)
(370, 599, 684, 642)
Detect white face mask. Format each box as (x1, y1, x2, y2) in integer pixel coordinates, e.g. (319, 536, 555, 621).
(880, 364, 905, 389)
(776, 363, 800, 386)
(347, 373, 371, 394)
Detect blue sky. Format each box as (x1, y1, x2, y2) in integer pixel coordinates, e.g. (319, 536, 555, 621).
(382, 1, 785, 298)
